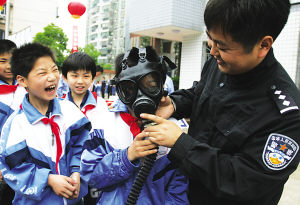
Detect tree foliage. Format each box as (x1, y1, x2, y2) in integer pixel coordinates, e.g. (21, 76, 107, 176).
(78, 43, 101, 64)
(33, 23, 68, 68)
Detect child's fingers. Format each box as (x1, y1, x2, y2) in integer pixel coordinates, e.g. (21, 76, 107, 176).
(61, 189, 74, 199)
(140, 144, 157, 152)
(141, 148, 158, 157)
(65, 176, 77, 186)
(134, 132, 148, 141)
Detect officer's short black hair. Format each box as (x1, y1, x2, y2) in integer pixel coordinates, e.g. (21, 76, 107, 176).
(0, 39, 17, 55)
(62, 52, 96, 79)
(204, 0, 291, 52)
(10, 43, 55, 78)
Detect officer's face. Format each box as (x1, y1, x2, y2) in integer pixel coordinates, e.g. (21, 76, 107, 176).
(207, 27, 263, 75)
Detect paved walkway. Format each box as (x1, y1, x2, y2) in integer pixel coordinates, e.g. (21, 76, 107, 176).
(278, 164, 300, 205)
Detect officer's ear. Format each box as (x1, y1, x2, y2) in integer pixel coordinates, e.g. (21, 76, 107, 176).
(257, 36, 273, 58)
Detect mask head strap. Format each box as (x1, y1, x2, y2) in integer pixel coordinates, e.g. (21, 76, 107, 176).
(121, 50, 130, 70)
(138, 47, 147, 63)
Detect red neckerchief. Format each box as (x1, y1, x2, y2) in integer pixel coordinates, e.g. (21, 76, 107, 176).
(41, 116, 62, 174)
(0, 84, 18, 94)
(20, 104, 62, 174)
(120, 112, 141, 137)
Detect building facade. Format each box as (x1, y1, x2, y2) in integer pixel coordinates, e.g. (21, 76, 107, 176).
(86, 0, 125, 64)
(1, 0, 58, 45)
(125, 0, 300, 90)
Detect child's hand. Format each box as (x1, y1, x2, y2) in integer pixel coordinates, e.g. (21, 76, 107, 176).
(127, 132, 158, 161)
(69, 172, 80, 199)
(48, 174, 76, 199)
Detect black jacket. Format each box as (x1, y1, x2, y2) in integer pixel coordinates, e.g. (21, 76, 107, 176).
(168, 49, 300, 205)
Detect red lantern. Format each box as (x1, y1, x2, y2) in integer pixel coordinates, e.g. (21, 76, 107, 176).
(68, 2, 86, 19)
(0, 0, 7, 12)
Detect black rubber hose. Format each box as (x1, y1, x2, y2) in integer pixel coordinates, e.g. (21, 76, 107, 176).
(126, 153, 157, 205)
(126, 120, 157, 205)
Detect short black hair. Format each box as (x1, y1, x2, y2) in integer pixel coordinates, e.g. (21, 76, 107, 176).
(96, 65, 103, 73)
(10, 43, 55, 78)
(62, 52, 96, 78)
(204, 0, 291, 52)
(0, 39, 17, 55)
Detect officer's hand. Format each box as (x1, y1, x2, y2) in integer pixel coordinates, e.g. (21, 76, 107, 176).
(140, 113, 183, 148)
(127, 132, 158, 161)
(156, 96, 174, 119)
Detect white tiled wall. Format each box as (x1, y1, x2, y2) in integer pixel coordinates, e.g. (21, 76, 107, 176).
(272, 3, 300, 82)
(127, 0, 203, 33)
(179, 33, 205, 89)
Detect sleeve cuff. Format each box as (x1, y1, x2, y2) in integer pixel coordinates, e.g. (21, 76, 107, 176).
(71, 166, 80, 173)
(169, 96, 177, 112)
(168, 133, 194, 164)
(121, 148, 140, 172)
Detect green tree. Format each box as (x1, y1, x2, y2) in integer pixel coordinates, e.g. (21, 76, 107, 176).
(100, 63, 112, 70)
(78, 43, 101, 64)
(33, 23, 68, 68)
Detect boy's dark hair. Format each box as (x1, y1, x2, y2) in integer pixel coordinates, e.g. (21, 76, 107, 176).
(96, 65, 103, 73)
(0, 39, 17, 55)
(204, 0, 291, 52)
(62, 52, 96, 78)
(11, 43, 55, 78)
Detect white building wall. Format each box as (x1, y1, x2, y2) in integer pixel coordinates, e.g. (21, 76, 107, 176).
(127, 0, 173, 32)
(127, 0, 203, 33)
(171, 0, 203, 30)
(180, 33, 204, 89)
(12, 0, 58, 38)
(273, 2, 300, 82)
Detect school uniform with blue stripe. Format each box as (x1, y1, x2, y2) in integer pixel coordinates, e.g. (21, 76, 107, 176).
(0, 94, 91, 204)
(0, 79, 26, 135)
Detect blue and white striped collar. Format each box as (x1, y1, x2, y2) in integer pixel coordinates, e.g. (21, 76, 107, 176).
(21, 93, 62, 124)
(108, 98, 128, 113)
(0, 79, 17, 85)
(66, 90, 97, 109)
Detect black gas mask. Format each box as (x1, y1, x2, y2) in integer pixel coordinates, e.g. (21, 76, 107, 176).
(114, 48, 175, 118)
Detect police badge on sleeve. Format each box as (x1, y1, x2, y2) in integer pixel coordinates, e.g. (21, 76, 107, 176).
(263, 133, 299, 170)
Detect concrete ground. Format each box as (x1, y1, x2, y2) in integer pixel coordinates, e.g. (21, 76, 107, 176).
(278, 164, 300, 205)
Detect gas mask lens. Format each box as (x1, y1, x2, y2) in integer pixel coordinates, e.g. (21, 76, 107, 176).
(117, 72, 162, 104)
(117, 80, 137, 104)
(139, 72, 161, 96)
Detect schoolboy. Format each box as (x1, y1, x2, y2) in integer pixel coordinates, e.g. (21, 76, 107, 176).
(0, 39, 24, 205)
(80, 46, 189, 205)
(0, 43, 91, 204)
(0, 39, 27, 133)
(61, 52, 109, 205)
(140, 0, 300, 205)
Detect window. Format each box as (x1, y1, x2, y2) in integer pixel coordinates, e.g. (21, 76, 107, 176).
(0, 30, 4, 39)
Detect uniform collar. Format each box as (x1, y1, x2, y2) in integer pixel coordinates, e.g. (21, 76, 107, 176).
(108, 98, 128, 113)
(0, 79, 17, 85)
(225, 48, 277, 88)
(21, 93, 62, 124)
(66, 90, 97, 109)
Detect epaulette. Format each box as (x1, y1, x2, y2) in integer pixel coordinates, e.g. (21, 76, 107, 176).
(269, 85, 299, 114)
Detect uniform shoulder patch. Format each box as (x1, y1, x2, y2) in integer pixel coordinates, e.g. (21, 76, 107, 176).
(269, 86, 299, 114)
(262, 133, 299, 170)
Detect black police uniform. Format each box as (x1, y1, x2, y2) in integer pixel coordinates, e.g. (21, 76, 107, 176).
(168, 48, 300, 205)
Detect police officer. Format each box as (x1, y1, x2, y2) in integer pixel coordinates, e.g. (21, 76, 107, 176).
(140, 0, 300, 204)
